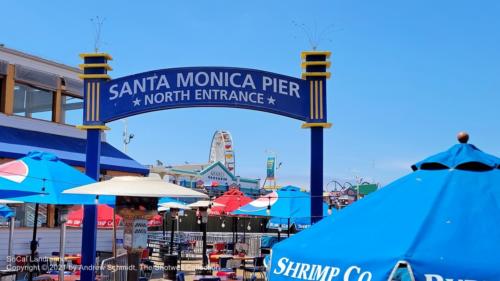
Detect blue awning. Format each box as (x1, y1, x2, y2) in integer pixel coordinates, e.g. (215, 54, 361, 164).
(0, 125, 148, 175)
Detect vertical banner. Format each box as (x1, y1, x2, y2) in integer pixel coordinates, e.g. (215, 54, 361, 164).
(266, 156, 276, 180)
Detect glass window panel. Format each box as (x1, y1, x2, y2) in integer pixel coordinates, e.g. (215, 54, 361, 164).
(13, 83, 53, 121)
(61, 94, 83, 125)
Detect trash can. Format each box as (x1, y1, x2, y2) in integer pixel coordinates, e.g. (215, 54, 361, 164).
(0, 270, 17, 281)
(163, 254, 178, 280)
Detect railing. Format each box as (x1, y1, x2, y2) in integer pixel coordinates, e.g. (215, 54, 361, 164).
(148, 231, 267, 259)
(25, 204, 47, 226)
(99, 253, 128, 281)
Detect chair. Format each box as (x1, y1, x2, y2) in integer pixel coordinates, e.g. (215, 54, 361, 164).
(243, 256, 266, 281)
(214, 242, 226, 253)
(226, 243, 235, 253)
(216, 257, 238, 280)
(235, 243, 249, 255)
(140, 259, 154, 279)
(183, 240, 197, 260)
(226, 259, 241, 271)
(176, 272, 185, 281)
(198, 277, 221, 281)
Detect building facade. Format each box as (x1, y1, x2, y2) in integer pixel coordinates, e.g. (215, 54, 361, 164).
(0, 46, 148, 227)
(150, 161, 261, 198)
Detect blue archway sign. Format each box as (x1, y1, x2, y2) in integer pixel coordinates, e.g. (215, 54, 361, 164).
(78, 52, 331, 281)
(85, 67, 320, 124)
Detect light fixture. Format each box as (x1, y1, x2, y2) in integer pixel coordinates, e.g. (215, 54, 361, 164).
(221, 220, 226, 228)
(247, 223, 251, 231)
(197, 218, 201, 224)
(266, 204, 271, 215)
(328, 204, 332, 215)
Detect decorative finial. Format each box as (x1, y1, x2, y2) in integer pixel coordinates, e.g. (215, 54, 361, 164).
(457, 131, 469, 144)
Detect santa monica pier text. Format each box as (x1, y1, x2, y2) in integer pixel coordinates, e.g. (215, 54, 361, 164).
(107, 71, 302, 106)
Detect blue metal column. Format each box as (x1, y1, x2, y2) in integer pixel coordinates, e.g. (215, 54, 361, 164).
(79, 53, 113, 281)
(310, 127, 324, 223)
(81, 129, 100, 281)
(301, 51, 332, 224)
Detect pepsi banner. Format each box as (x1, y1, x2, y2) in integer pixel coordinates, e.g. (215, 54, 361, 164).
(94, 67, 311, 123)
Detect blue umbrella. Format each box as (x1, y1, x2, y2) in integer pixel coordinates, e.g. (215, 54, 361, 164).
(5, 151, 114, 204)
(158, 197, 187, 205)
(0, 156, 45, 198)
(269, 139, 500, 281)
(0, 204, 14, 218)
(0, 151, 114, 281)
(233, 186, 330, 231)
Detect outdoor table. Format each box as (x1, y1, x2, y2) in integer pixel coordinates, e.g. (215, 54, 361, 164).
(212, 254, 255, 261)
(34, 274, 80, 281)
(49, 256, 81, 262)
(193, 275, 221, 281)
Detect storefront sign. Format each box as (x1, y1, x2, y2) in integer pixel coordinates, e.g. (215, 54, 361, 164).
(98, 67, 310, 123)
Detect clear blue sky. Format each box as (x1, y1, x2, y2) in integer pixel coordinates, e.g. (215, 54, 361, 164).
(3, 0, 499, 188)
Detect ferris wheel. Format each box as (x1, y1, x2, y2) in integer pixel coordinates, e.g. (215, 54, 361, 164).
(208, 130, 236, 173)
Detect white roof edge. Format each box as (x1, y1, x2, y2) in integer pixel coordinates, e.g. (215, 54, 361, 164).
(0, 45, 81, 73)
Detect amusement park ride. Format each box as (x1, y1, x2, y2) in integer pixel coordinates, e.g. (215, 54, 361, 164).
(208, 130, 236, 174)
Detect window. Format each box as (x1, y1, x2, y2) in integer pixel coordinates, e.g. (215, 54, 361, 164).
(13, 83, 53, 121)
(61, 94, 83, 125)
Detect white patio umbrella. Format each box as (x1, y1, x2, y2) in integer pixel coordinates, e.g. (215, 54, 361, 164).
(63, 176, 208, 271)
(158, 202, 190, 212)
(188, 200, 224, 209)
(63, 176, 209, 198)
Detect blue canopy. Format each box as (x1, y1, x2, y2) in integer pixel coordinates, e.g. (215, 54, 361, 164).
(0, 205, 14, 218)
(269, 142, 500, 281)
(233, 186, 330, 230)
(3, 151, 114, 205)
(158, 197, 187, 205)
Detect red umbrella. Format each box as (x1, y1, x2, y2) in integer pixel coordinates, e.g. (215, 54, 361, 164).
(67, 205, 122, 229)
(68, 205, 162, 228)
(148, 214, 163, 227)
(210, 188, 253, 215)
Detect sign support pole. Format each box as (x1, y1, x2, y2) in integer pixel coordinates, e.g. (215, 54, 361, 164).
(78, 53, 112, 281)
(301, 51, 332, 224)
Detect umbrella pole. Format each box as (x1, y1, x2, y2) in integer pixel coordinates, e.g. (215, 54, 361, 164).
(8, 216, 15, 266)
(58, 209, 66, 281)
(176, 215, 181, 271)
(162, 212, 167, 240)
(235, 217, 238, 243)
(201, 220, 207, 267)
(277, 229, 281, 242)
(287, 218, 290, 237)
(112, 207, 117, 257)
(170, 216, 175, 255)
(113, 207, 117, 281)
(243, 218, 246, 244)
(232, 217, 236, 255)
(29, 203, 39, 281)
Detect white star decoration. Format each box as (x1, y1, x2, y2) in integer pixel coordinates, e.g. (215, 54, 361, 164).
(267, 96, 276, 105)
(132, 98, 141, 106)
